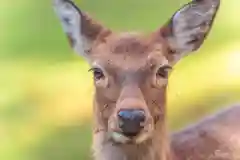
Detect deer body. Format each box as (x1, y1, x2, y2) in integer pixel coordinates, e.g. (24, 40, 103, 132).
(171, 104, 240, 160)
(53, 0, 222, 160)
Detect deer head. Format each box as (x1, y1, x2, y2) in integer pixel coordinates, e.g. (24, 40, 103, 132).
(53, 0, 220, 147)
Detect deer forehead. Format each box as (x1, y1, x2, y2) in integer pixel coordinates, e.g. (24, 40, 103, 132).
(90, 32, 168, 71)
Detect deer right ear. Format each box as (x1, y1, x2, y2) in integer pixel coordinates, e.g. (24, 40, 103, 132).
(159, 0, 220, 64)
(53, 0, 108, 59)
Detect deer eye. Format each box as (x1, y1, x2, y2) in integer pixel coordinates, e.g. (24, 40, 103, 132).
(89, 67, 105, 81)
(156, 65, 172, 79)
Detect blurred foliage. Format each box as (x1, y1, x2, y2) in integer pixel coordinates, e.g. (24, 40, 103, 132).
(0, 0, 240, 159)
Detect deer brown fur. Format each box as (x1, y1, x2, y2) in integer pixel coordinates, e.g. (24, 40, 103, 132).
(171, 104, 240, 160)
(52, 0, 228, 160)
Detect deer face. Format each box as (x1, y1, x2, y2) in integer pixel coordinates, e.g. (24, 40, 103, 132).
(89, 32, 171, 144)
(53, 0, 220, 144)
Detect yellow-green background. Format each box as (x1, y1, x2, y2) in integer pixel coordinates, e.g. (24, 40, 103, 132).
(1, 0, 240, 159)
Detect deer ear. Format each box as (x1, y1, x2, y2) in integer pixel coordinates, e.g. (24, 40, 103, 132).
(53, 0, 108, 59)
(161, 0, 220, 63)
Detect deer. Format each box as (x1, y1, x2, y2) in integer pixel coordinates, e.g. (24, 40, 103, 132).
(52, 0, 240, 160)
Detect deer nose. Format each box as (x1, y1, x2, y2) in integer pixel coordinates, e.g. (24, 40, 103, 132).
(118, 109, 145, 137)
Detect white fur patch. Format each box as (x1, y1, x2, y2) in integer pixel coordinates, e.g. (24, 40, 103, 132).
(135, 133, 150, 144)
(111, 132, 130, 144)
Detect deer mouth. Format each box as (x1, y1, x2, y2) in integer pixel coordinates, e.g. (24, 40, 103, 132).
(109, 129, 153, 145)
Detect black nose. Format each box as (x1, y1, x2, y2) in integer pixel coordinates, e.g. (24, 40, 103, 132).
(118, 109, 145, 137)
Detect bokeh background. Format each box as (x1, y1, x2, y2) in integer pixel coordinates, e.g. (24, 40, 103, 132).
(1, 0, 240, 159)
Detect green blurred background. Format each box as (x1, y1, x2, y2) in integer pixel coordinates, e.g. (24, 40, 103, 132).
(1, 0, 240, 159)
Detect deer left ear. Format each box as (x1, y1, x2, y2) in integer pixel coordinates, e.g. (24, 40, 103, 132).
(160, 0, 220, 63)
(53, 0, 110, 60)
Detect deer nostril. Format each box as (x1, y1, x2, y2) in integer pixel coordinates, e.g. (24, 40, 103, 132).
(118, 109, 145, 122)
(117, 109, 146, 137)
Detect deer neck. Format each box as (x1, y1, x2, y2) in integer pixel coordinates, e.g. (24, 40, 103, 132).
(92, 101, 172, 160)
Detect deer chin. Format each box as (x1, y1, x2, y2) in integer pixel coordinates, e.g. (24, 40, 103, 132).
(109, 130, 153, 145)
